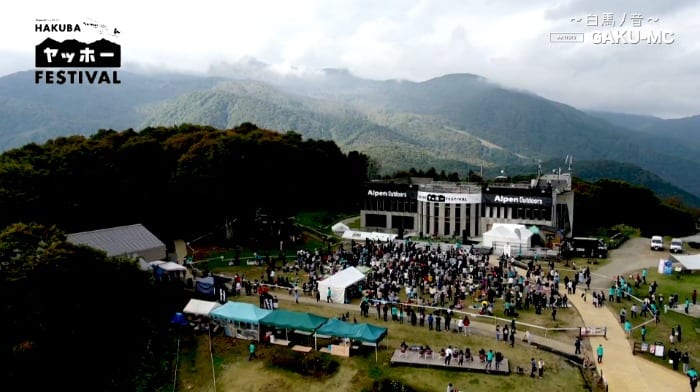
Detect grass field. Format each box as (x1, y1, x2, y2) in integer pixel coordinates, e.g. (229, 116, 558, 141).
(177, 294, 593, 392)
(178, 259, 601, 391)
(602, 269, 700, 371)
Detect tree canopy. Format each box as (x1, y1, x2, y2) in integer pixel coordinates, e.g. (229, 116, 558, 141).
(0, 123, 370, 242)
(0, 222, 185, 390)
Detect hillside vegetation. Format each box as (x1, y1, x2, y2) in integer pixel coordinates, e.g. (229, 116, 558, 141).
(2, 70, 700, 200)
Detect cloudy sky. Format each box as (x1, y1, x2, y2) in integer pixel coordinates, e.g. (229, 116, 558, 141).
(2, 0, 698, 118)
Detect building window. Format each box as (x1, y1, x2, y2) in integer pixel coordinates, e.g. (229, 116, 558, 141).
(425, 202, 431, 234)
(455, 205, 461, 237)
(433, 203, 439, 235)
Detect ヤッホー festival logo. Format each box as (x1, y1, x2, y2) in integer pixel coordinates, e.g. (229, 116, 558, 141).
(34, 17, 121, 84)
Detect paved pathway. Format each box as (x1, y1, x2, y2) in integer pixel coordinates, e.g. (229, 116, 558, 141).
(568, 238, 691, 392)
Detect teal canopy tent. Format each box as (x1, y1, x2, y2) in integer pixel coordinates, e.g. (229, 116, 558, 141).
(210, 301, 272, 341)
(260, 309, 329, 349)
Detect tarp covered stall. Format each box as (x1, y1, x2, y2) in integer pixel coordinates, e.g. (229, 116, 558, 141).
(317, 266, 366, 304)
(482, 223, 533, 256)
(670, 254, 700, 271)
(195, 276, 216, 299)
(315, 319, 388, 361)
(260, 310, 328, 349)
(210, 301, 272, 341)
(182, 299, 221, 317)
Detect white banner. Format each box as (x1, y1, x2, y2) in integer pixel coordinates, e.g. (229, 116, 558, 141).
(417, 191, 481, 204)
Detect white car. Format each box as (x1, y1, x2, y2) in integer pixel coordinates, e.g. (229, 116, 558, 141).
(670, 238, 683, 254)
(650, 236, 663, 251)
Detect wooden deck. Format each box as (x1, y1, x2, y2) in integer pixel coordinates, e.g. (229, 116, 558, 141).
(390, 349, 510, 374)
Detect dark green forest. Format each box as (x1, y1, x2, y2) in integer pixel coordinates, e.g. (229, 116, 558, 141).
(0, 123, 370, 243)
(0, 222, 187, 391)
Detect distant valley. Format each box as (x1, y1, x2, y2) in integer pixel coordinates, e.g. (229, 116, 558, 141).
(1, 66, 699, 206)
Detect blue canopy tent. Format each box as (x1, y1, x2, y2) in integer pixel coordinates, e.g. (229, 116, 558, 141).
(210, 301, 272, 341)
(260, 309, 328, 349)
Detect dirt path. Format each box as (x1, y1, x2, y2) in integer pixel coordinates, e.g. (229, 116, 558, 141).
(569, 237, 690, 391)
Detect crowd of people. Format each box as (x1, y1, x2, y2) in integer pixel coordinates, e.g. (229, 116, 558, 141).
(216, 236, 699, 391)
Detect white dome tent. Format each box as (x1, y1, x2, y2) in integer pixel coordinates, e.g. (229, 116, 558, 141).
(482, 223, 534, 256)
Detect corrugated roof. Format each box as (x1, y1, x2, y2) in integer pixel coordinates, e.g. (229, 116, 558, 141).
(67, 223, 166, 257)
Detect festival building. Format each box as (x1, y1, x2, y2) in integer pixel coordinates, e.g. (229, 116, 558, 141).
(360, 173, 574, 241)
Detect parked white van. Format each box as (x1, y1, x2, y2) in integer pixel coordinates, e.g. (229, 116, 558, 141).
(650, 236, 664, 251)
(670, 238, 683, 254)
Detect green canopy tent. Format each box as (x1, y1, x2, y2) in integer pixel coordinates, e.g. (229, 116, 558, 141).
(315, 318, 388, 361)
(260, 309, 328, 349)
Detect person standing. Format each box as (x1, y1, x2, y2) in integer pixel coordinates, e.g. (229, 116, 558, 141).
(552, 306, 557, 321)
(510, 330, 515, 347)
(294, 287, 300, 304)
(248, 342, 257, 361)
(693, 289, 697, 305)
(538, 358, 545, 378)
(503, 325, 510, 344)
(327, 287, 332, 303)
(624, 320, 632, 338)
(574, 336, 582, 355)
(445, 346, 453, 366)
(530, 358, 537, 377)
(495, 324, 501, 341)
(596, 344, 604, 363)
(486, 349, 494, 371)
(641, 325, 647, 342)
(688, 366, 699, 392)
(495, 351, 503, 370)
(682, 352, 690, 374)
(686, 298, 691, 314)
(678, 324, 683, 343)
(316, 289, 321, 303)
(642, 268, 647, 285)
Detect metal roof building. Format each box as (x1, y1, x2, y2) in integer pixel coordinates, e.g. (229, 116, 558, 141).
(67, 223, 167, 262)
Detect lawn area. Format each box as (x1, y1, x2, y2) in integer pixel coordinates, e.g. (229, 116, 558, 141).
(601, 269, 700, 371)
(177, 293, 594, 392)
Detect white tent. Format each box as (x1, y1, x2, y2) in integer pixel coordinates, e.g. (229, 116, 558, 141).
(317, 266, 366, 304)
(332, 222, 350, 234)
(670, 254, 700, 271)
(183, 299, 221, 317)
(482, 223, 533, 255)
(151, 261, 186, 272)
(342, 230, 397, 242)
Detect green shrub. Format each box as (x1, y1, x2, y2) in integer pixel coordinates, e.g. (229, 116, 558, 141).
(268, 350, 339, 377)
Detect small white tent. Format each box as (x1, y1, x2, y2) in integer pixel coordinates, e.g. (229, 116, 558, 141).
(317, 266, 366, 304)
(332, 222, 350, 234)
(482, 223, 533, 255)
(183, 299, 221, 317)
(670, 254, 700, 271)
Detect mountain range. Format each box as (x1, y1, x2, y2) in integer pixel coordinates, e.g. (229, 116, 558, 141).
(1, 64, 699, 206)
